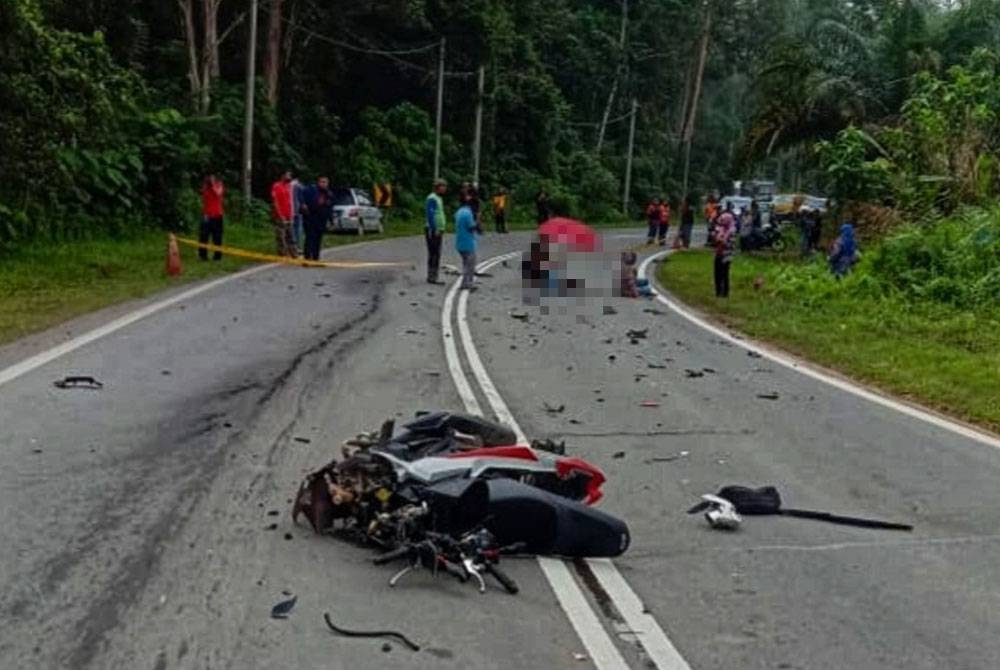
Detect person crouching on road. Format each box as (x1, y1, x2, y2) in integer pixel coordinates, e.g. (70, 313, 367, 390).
(300, 176, 333, 261)
(455, 198, 480, 291)
(270, 170, 297, 258)
(425, 179, 448, 284)
(199, 174, 225, 261)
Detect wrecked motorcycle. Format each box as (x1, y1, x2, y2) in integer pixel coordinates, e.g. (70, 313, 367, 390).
(292, 412, 629, 593)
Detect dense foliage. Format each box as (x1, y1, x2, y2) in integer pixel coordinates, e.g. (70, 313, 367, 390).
(5, 0, 1000, 247)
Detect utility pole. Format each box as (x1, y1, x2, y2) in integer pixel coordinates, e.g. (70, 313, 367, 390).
(472, 65, 485, 185)
(623, 98, 638, 215)
(241, 0, 259, 203)
(433, 37, 446, 181)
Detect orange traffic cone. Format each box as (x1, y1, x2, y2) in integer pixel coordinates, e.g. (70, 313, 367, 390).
(166, 233, 183, 276)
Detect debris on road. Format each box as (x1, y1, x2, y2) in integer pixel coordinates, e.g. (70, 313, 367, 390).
(687, 485, 913, 531)
(626, 329, 648, 340)
(690, 494, 743, 530)
(267, 510, 280, 516)
(612, 451, 626, 459)
(756, 392, 780, 400)
(53, 376, 104, 390)
(684, 370, 704, 379)
(603, 305, 618, 315)
(702, 368, 717, 374)
(509, 310, 530, 321)
(643, 308, 665, 316)
(324, 613, 421, 651)
(647, 363, 667, 370)
(640, 401, 660, 408)
(293, 437, 312, 444)
(265, 523, 278, 531)
(543, 402, 566, 414)
(573, 653, 588, 662)
(270, 596, 297, 619)
(645, 451, 689, 464)
(747, 351, 763, 359)
(161, 370, 171, 376)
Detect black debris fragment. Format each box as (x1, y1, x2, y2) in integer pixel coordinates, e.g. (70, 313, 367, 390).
(293, 436, 312, 444)
(603, 305, 618, 315)
(267, 510, 280, 516)
(703, 368, 717, 374)
(747, 351, 763, 359)
(324, 613, 421, 652)
(643, 308, 665, 316)
(271, 596, 297, 620)
(543, 403, 565, 414)
(647, 363, 667, 370)
(265, 523, 278, 531)
(321, 294, 332, 298)
(757, 392, 780, 400)
(684, 370, 704, 378)
(612, 451, 626, 460)
(510, 310, 529, 321)
(608, 355, 617, 361)
(223, 422, 233, 428)
(161, 370, 171, 376)
(284, 533, 294, 540)
(53, 376, 103, 390)
(382, 643, 392, 653)
(626, 329, 648, 340)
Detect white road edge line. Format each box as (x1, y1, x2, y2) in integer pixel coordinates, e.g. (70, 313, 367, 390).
(442, 273, 484, 417)
(0, 235, 401, 389)
(451, 252, 691, 670)
(638, 250, 1000, 452)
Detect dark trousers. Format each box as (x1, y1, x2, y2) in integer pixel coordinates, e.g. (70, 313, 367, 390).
(495, 212, 507, 234)
(714, 256, 731, 298)
(658, 223, 669, 244)
(647, 221, 659, 242)
(198, 216, 224, 260)
(680, 223, 693, 248)
(304, 218, 325, 260)
(425, 230, 442, 281)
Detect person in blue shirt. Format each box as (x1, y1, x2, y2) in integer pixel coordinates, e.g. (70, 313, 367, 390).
(455, 201, 480, 290)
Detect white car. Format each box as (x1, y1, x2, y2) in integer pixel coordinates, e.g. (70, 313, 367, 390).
(328, 187, 384, 234)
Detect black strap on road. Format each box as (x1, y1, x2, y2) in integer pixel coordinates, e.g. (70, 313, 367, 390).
(779, 509, 913, 531)
(323, 613, 421, 651)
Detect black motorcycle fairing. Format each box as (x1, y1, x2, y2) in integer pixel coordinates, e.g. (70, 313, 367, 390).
(484, 479, 630, 558)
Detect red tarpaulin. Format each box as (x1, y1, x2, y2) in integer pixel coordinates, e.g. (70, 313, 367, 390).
(537, 218, 599, 252)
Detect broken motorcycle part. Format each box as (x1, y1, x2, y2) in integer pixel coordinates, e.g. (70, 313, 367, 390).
(270, 595, 297, 619)
(53, 376, 103, 389)
(687, 486, 913, 531)
(323, 613, 421, 651)
(697, 494, 742, 530)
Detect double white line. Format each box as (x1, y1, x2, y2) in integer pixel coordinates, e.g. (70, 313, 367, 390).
(440, 252, 691, 670)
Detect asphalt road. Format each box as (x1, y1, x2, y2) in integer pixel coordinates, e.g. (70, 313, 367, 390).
(1, 231, 999, 669)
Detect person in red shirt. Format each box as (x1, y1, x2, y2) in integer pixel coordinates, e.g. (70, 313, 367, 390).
(199, 174, 225, 261)
(657, 198, 671, 246)
(270, 171, 296, 257)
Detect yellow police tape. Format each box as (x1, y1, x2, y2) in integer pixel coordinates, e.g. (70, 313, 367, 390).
(173, 236, 413, 270)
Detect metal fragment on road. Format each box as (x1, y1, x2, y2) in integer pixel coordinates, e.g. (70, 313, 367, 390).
(270, 595, 297, 619)
(53, 376, 104, 390)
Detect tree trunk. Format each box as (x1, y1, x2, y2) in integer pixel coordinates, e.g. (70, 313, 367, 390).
(680, 0, 713, 194)
(204, 0, 221, 79)
(597, 0, 628, 152)
(177, 0, 201, 107)
(264, 0, 284, 105)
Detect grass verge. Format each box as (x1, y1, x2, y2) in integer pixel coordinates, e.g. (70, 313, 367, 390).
(657, 249, 1000, 432)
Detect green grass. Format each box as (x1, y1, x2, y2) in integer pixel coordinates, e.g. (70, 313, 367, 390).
(658, 249, 1000, 431)
(0, 213, 636, 347)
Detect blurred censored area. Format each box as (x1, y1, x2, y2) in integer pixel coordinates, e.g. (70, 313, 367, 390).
(520, 221, 627, 318)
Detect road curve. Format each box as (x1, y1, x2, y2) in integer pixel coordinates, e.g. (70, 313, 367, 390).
(1, 232, 999, 670)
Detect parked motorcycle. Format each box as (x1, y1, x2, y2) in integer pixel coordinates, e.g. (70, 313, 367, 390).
(740, 221, 787, 252)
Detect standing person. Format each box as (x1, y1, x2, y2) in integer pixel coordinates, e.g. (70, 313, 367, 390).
(680, 195, 695, 248)
(809, 208, 823, 251)
(645, 197, 663, 244)
(455, 198, 479, 291)
(425, 179, 448, 284)
(658, 197, 671, 246)
(535, 189, 551, 224)
(270, 171, 296, 257)
(199, 174, 225, 261)
(798, 206, 814, 256)
(704, 195, 719, 247)
(829, 223, 859, 278)
(750, 199, 762, 232)
(492, 187, 509, 234)
(300, 176, 333, 261)
(468, 182, 482, 226)
(713, 207, 737, 298)
(291, 176, 305, 254)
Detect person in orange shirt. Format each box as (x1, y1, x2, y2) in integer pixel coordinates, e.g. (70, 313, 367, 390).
(199, 174, 225, 261)
(657, 198, 671, 246)
(270, 170, 296, 257)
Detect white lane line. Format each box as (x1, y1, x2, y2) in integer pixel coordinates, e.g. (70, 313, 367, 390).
(638, 250, 1000, 451)
(442, 275, 483, 417)
(452, 253, 691, 670)
(0, 235, 403, 390)
(446, 253, 631, 670)
(0, 264, 273, 388)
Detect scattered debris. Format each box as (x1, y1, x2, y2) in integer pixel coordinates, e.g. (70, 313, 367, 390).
(510, 310, 530, 321)
(747, 351, 763, 359)
(643, 308, 665, 316)
(626, 329, 649, 340)
(543, 403, 565, 414)
(382, 643, 393, 653)
(321, 293, 332, 298)
(647, 363, 667, 370)
(53, 376, 103, 390)
(314, 282, 326, 287)
(293, 437, 312, 444)
(424, 370, 441, 377)
(612, 451, 626, 460)
(684, 370, 704, 379)
(404, 329, 421, 335)
(265, 523, 278, 531)
(284, 533, 294, 541)
(31, 448, 43, 454)
(687, 485, 913, 531)
(603, 305, 618, 315)
(573, 653, 588, 662)
(603, 338, 614, 344)
(267, 510, 280, 517)
(324, 613, 421, 651)
(608, 355, 617, 361)
(161, 370, 171, 376)
(474, 272, 493, 278)
(645, 451, 689, 464)
(640, 401, 660, 408)
(702, 368, 717, 374)
(223, 422, 233, 429)
(270, 595, 297, 620)
(569, 419, 582, 425)
(756, 392, 780, 400)
(502, 260, 511, 268)
(510, 345, 518, 350)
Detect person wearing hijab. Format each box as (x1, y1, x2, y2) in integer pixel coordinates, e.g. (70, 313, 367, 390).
(829, 223, 859, 278)
(713, 208, 737, 298)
